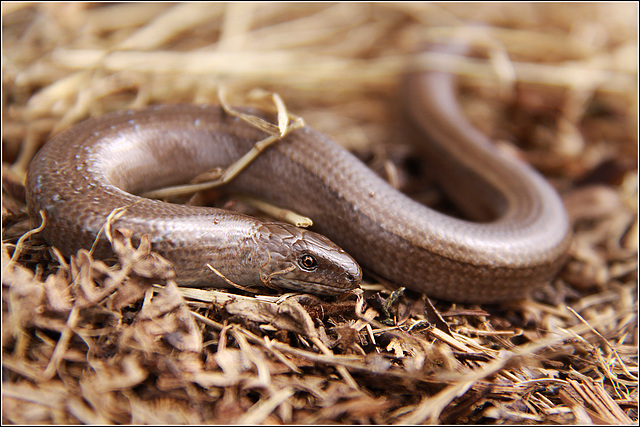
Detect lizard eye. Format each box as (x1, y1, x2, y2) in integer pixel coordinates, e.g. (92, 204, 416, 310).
(298, 254, 318, 271)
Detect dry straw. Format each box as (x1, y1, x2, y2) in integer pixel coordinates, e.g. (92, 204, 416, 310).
(2, 3, 637, 424)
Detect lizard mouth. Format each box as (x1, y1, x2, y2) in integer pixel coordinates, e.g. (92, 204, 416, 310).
(273, 278, 360, 296)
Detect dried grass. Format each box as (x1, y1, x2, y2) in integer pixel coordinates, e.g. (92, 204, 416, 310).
(2, 3, 637, 424)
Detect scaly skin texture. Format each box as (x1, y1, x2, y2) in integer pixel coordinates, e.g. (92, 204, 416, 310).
(26, 47, 571, 303)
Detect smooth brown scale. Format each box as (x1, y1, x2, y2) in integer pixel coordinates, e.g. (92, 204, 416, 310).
(26, 45, 571, 302)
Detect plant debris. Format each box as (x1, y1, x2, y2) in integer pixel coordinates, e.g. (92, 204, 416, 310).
(2, 3, 637, 424)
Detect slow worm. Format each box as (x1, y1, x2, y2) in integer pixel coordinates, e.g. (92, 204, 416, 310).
(26, 46, 571, 303)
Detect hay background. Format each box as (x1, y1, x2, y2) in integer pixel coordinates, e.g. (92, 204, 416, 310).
(2, 3, 637, 424)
